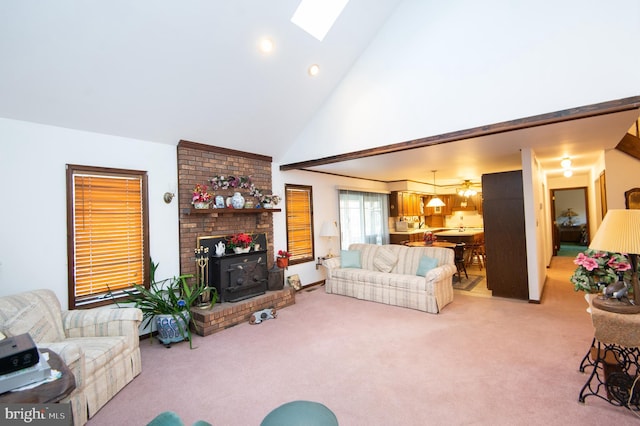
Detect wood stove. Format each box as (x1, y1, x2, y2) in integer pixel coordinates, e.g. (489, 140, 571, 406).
(197, 233, 268, 302)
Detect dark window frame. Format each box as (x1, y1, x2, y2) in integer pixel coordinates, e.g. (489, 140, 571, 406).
(66, 164, 150, 309)
(284, 184, 315, 265)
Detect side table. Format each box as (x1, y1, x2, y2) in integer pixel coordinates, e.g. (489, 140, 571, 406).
(578, 308, 640, 409)
(0, 348, 76, 403)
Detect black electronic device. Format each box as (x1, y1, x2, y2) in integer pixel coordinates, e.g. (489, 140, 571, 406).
(0, 333, 39, 375)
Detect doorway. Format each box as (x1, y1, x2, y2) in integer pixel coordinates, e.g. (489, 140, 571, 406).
(551, 187, 589, 257)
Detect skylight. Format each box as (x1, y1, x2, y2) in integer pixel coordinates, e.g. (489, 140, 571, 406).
(290, 0, 349, 41)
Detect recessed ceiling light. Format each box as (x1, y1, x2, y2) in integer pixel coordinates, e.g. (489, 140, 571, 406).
(308, 64, 320, 77)
(291, 0, 349, 41)
(258, 37, 274, 54)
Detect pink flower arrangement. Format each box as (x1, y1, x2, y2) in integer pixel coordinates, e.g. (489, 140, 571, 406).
(191, 184, 212, 205)
(571, 249, 631, 293)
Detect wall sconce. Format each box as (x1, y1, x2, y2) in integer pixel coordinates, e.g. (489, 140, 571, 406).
(320, 221, 339, 258)
(163, 192, 175, 204)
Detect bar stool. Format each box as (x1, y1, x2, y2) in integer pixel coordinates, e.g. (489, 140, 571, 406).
(465, 241, 486, 270)
(454, 243, 468, 281)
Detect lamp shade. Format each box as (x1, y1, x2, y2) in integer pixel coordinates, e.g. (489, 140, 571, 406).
(320, 221, 338, 238)
(426, 197, 445, 207)
(562, 208, 578, 217)
(589, 209, 640, 255)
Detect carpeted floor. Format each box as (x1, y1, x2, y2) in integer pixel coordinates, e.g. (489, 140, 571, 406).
(557, 243, 587, 258)
(452, 274, 483, 291)
(87, 257, 640, 425)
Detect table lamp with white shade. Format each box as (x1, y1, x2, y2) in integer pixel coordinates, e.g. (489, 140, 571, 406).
(589, 209, 640, 314)
(320, 221, 339, 258)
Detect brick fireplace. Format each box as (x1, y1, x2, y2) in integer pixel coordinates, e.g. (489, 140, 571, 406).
(177, 140, 277, 275)
(177, 140, 293, 334)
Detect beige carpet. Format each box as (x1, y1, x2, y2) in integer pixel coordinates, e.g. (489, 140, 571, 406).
(87, 257, 640, 425)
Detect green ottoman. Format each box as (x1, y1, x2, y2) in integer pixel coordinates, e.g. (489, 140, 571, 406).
(260, 400, 339, 426)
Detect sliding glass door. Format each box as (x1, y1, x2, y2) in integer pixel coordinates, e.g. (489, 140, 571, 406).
(339, 190, 389, 249)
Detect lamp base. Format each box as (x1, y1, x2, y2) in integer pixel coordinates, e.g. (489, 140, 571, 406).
(592, 296, 640, 314)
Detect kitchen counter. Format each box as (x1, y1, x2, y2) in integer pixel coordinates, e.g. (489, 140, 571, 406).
(389, 229, 427, 235)
(433, 229, 484, 246)
(433, 229, 484, 237)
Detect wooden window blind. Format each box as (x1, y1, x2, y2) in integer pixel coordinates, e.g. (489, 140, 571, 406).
(67, 165, 149, 308)
(285, 184, 314, 264)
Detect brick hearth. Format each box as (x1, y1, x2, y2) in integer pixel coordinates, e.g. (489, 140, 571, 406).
(190, 288, 296, 336)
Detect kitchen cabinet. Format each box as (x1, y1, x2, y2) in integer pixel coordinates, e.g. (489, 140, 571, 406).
(389, 191, 421, 216)
(450, 193, 483, 213)
(441, 195, 453, 216)
(482, 170, 528, 300)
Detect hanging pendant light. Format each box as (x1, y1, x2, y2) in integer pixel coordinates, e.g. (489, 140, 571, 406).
(426, 170, 446, 207)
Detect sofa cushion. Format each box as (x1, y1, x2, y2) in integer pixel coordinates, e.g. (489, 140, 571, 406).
(373, 247, 398, 273)
(341, 250, 361, 268)
(1, 302, 63, 343)
(416, 256, 438, 277)
(65, 336, 128, 377)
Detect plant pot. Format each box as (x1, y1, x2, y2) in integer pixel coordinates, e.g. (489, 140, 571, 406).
(277, 257, 289, 269)
(234, 247, 251, 254)
(155, 313, 189, 347)
(193, 202, 210, 209)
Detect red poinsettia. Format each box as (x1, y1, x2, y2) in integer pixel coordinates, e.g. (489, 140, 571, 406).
(228, 233, 253, 249)
(277, 249, 291, 259)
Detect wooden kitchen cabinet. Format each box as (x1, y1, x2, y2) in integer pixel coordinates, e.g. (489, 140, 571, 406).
(389, 191, 402, 216)
(390, 191, 420, 216)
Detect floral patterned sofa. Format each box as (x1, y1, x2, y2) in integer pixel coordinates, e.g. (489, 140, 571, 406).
(322, 243, 456, 313)
(0, 289, 142, 425)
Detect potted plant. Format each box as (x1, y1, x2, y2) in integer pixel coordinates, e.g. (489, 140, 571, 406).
(277, 249, 291, 269)
(122, 259, 217, 349)
(570, 249, 632, 295)
(227, 232, 254, 254)
(192, 184, 212, 209)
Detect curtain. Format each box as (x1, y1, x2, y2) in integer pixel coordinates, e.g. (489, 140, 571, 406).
(339, 190, 389, 249)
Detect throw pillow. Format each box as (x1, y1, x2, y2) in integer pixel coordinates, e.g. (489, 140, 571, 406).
(340, 250, 361, 268)
(416, 255, 439, 277)
(373, 247, 398, 273)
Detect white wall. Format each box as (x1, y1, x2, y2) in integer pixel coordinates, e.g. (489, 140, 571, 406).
(282, 0, 640, 164)
(0, 118, 179, 308)
(604, 149, 640, 210)
(272, 169, 389, 288)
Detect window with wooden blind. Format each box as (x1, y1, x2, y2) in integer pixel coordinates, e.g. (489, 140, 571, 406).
(285, 184, 314, 264)
(66, 165, 149, 309)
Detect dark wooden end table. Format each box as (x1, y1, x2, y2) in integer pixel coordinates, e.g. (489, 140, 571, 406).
(0, 348, 76, 403)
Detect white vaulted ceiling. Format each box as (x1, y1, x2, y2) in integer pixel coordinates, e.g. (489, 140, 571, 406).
(1, 0, 639, 186)
(0, 0, 402, 160)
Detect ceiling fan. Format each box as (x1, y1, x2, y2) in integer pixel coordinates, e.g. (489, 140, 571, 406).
(456, 180, 481, 198)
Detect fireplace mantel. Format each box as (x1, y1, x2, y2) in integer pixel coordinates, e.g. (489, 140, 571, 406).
(184, 208, 281, 215)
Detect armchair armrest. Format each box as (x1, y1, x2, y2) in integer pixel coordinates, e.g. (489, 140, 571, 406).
(322, 257, 341, 270)
(62, 307, 142, 347)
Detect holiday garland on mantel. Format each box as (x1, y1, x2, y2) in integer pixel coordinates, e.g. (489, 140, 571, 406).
(209, 175, 280, 205)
